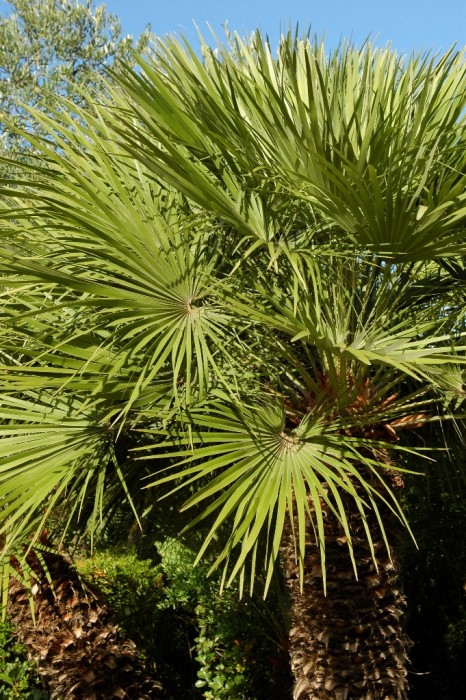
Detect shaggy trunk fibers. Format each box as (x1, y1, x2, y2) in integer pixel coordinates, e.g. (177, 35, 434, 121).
(282, 485, 411, 700)
(7, 550, 163, 700)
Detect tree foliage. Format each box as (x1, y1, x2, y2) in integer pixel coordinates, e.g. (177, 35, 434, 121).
(0, 0, 149, 153)
(1, 28, 466, 699)
(0, 30, 465, 595)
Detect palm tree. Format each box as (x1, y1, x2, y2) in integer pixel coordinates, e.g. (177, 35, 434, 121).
(0, 32, 466, 699)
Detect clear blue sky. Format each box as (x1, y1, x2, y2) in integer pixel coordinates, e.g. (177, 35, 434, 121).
(104, 0, 466, 54)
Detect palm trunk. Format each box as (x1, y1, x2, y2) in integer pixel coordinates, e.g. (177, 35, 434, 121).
(281, 481, 411, 700)
(8, 550, 163, 699)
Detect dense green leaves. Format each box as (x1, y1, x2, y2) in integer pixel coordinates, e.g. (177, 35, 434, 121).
(113, 34, 466, 259)
(0, 31, 465, 595)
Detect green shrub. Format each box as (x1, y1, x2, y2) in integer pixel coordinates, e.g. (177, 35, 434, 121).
(158, 539, 291, 700)
(194, 599, 252, 700)
(194, 587, 291, 700)
(76, 545, 200, 698)
(0, 620, 49, 700)
(77, 541, 291, 699)
(76, 548, 165, 655)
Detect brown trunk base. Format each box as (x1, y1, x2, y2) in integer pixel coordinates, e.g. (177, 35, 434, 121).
(7, 551, 163, 699)
(282, 496, 411, 700)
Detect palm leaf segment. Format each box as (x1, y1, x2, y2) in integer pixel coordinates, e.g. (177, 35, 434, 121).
(142, 255, 461, 592)
(0, 139, 233, 562)
(114, 33, 466, 260)
(0, 32, 465, 591)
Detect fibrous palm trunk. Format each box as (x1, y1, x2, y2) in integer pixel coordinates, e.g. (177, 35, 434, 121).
(282, 478, 411, 700)
(8, 550, 163, 700)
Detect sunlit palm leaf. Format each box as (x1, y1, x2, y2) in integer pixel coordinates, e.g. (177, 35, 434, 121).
(140, 398, 423, 594)
(0, 30, 465, 601)
(0, 392, 117, 547)
(1, 145, 234, 410)
(110, 33, 466, 259)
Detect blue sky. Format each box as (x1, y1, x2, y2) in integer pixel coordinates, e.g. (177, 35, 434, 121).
(104, 0, 466, 54)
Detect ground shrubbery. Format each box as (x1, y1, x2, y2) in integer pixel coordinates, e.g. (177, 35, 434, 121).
(0, 619, 48, 700)
(76, 540, 292, 699)
(1, 520, 465, 700)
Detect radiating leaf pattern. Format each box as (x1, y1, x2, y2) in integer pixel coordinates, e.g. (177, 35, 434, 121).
(0, 31, 465, 603)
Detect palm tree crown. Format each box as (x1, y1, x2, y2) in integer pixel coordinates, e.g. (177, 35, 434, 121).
(0, 31, 465, 698)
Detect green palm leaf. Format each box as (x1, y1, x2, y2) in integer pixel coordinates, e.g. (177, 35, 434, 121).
(0, 30, 465, 605)
(141, 398, 422, 594)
